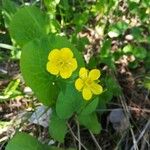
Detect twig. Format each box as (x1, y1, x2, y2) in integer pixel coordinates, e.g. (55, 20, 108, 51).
(130, 128, 139, 150)
(125, 134, 129, 150)
(96, 107, 150, 113)
(76, 120, 81, 150)
(119, 95, 139, 150)
(99, 102, 150, 113)
(114, 130, 128, 150)
(141, 132, 149, 150)
(67, 123, 88, 150)
(130, 119, 150, 150)
(144, 90, 149, 101)
(89, 131, 102, 150)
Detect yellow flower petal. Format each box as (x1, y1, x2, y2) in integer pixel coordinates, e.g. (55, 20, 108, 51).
(82, 87, 92, 101)
(89, 69, 101, 80)
(60, 68, 72, 79)
(79, 67, 88, 79)
(47, 62, 59, 75)
(70, 58, 77, 71)
(47, 48, 78, 79)
(60, 48, 73, 59)
(90, 83, 103, 95)
(48, 49, 60, 60)
(75, 78, 84, 91)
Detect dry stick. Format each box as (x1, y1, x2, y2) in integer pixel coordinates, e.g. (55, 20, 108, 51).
(89, 131, 102, 150)
(130, 129, 139, 150)
(104, 102, 150, 113)
(114, 130, 128, 150)
(67, 123, 88, 150)
(141, 132, 149, 150)
(130, 119, 150, 150)
(76, 120, 81, 150)
(96, 107, 150, 113)
(113, 71, 140, 150)
(125, 134, 129, 150)
(119, 95, 139, 150)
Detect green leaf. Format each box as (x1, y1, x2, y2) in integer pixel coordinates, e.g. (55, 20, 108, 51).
(98, 90, 113, 110)
(73, 11, 89, 31)
(128, 61, 139, 69)
(143, 75, 150, 90)
(131, 27, 143, 41)
(100, 55, 116, 70)
(104, 76, 121, 96)
(21, 34, 84, 106)
(123, 44, 147, 59)
(88, 56, 99, 68)
(122, 44, 133, 53)
(5, 132, 72, 150)
(133, 46, 147, 59)
(4, 79, 20, 96)
(2, 0, 18, 27)
(44, 0, 60, 16)
(108, 21, 128, 38)
(142, 0, 150, 7)
(100, 40, 115, 70)
(49, 110, 67, 142)
(73, 36, 89, 52)
(129, 0, 140, 3)
(21, 38, 58, 106)
(100, 40, 111, 57)
(79, 97, 99, 115)
(56, 83, 84, 119)
(77, 112, 101, 134)
(5, 132, 45, 150)
(10, 6, 48, 46)
(144, 52, 150, 71)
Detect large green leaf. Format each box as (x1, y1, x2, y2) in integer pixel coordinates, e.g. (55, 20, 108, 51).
(2, 0, 18, 27)
(49, 110, 67, 142)
(56, 83, 84, 119)
(5, 132, 75, 150)
(21, 38, 58, 106)
(77, 112, 101, 134)
(5, 132, 46, 150)
(9, 6, 48, 46)
(20, 34, 84, 106)
(78, 97, 99, 115)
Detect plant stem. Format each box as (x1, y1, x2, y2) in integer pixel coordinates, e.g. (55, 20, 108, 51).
(89, 131, 102, 150)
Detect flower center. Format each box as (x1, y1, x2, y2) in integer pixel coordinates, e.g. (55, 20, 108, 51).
(58, 60, 65, 67)
(84, 78, 93, 88)
(56, 58, 71, 69)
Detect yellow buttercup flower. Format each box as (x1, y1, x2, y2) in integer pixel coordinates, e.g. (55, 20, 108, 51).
(75, 67, 103, 101)
(47, 48, 77, 79)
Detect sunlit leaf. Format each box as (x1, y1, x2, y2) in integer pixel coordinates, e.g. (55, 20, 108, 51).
(5, 132, 45, 150)
(2, 0, 18, 27)
(56, 83, 84, 119)
(21, 34, 84, 106)
(77, 112, 101, 134)
(49, 111, 67, 142)
(10, 6, 49, 46)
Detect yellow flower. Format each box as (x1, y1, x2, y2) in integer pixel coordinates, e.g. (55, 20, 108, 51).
(75, 67, 103, 101)
(46, 48, 77, 79)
